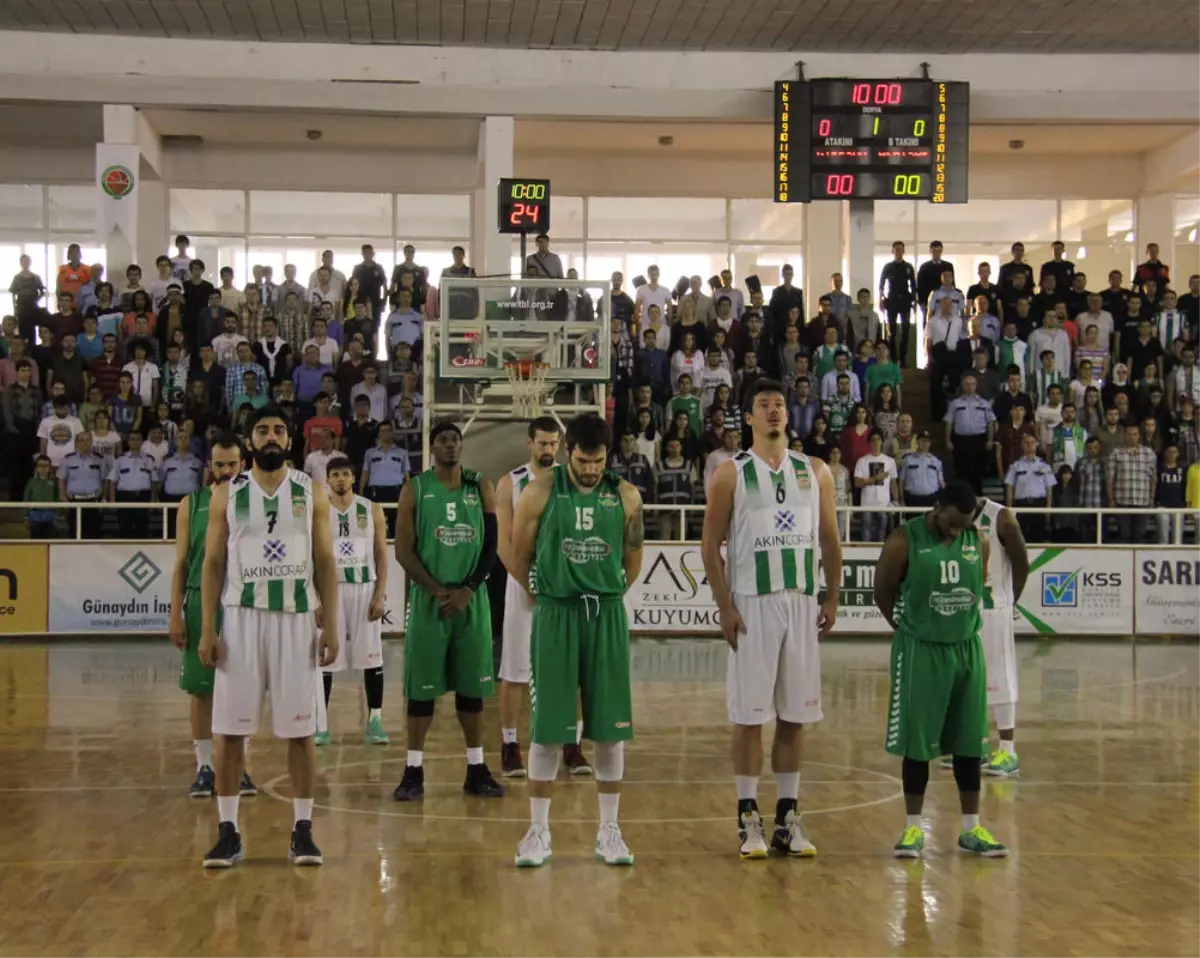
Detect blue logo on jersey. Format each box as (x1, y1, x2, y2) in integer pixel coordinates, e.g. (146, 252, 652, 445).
(264, 540, 286, 562)
(1041, 571, 1078, 607)
(774, 510, 796, 532)
(338, 540, 355, 558)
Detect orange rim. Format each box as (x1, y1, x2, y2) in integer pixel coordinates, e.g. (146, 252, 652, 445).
(504, 360, 551, 380)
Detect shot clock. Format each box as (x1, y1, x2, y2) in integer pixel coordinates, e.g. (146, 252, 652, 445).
(497, 178, 551, 234)
(773, 78, 969, 204)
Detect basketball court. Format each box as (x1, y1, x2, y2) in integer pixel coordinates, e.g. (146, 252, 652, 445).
(0, 638, 1194, 957)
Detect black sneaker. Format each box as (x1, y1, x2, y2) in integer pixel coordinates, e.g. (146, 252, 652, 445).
(189, 765, 215, 798)
(563, 743, 592, 776)
(202, 822, 243, 868)
(393, 765, 425, 802)
(288, 821, 323, 866)
(239, 771, 258, 797)
(463, 763, 505, 798)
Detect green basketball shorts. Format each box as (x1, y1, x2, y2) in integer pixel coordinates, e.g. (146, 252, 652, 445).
(529, 594, 633, 746)
(179, 588, 216, 698)
(885, 631, 988, 762)
(404, 585, 494, 701)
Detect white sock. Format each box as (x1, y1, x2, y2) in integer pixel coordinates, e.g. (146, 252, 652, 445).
(466, 746, 484, 766)
(195, 739, 213, 770)
(999, 739, 1015, 754)
(735, 775, 759, 802)
(368, 708, 382, 722)
(407, 750, 423, 768)
(530, 796, 551, 828)
(294, 798, 314, 824)
(501, 727, 518, 745)
(775, 771, 800, 802)
(963, 813, 980, 831)
(217, 795, 239, 827)
(575, 720, 583, 744)
(598, 792, 620, 825)
(906, 814, 921, 829)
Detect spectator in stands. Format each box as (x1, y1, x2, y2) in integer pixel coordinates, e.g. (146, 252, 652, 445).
(308, 251, 346, 303)
(1028, 311, 1070, 380)
(769, 264, 805, 339)
(213, 266, 242, 314)
(654, 435, 697, 540)
(927, 268, 965, 323)
(955, 315, 994, 375)
(48, 291, 83, 346)
(1032, 275, 1065, 321)
(1156, 443, 1186, 543)
(823, 445, 850, 539)
(143, 256, 171, 312)
(898, 430, 942, 507)
(1074, 324, 1109, 381)
(10, 254, 46, 343)
(208, 311, 243, 368)
(887, 413, 918, 462)
(303, 317, 340, 368)
(75, 314, 104, 364)
(945, 371, 995, 494)
(56, 245, 89, 304)
(1005, 432, 1055, 542)
(824, 273, 851, 335)
(89, 408, 122, 460)
(698, 346, 732, 415)
(78, 383, 105, 432)
(1027, 349, 1067, 407)
(701, 407, 728, 455)
(342, 394, 379, 469)
(631, 407, 660, 466)
(221, 341, 265, 415)
(851, 338, 876, 396)
(821, 350, 861, 404)
(1077, 385, 1103, 436)
(1034, 382, 1066, 450)
(610, 431, 656, 503)
(879, 241, 917, 367)
(998, 242, 1034, 294)
(789, 377, 820, 440)
(800, 415, 830, 461)
(349, 363, 387, 424)
(854, 429, 898, 542)
(57, 429, 108, 538)
(872, 383, 900, 442)
(679, 275, 715, 327)
(1105, 422, 1156, 543)
(813, 323, 846, 381)
(47, 332, 89, 407)
(823, 376, 856, 438)
(1178, 273, 1199, 332)
(303, 427, 336, 485)
(302, 392, 342, 456)
(23, 454, 58, 538)
(846, 288, 881, 350)
(106, 430, 155, 539)
(252, 316, 291, 390)
(839, 403, 873, 479)
(916, 241, 951, 325)
(784, 351, 813, 401)
(1040, 241, 1075, 292)
(1048, 402, 1087, 469)
(1124, 316, 1166, 385)
(1135, 243, 1170, 295)
(995, 400, 1036, 479)
(1101, 363, 1134, 412)
(962, 348, 999, 401)
(3, 357, 42, 494)
(353, 245, 389, 325)
(183, 261, 215, 336)
(926, 295, 964, 420)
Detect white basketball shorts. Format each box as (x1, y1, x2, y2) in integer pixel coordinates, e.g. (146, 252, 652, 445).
(981, 607, 1018, 706)
(727, 591, 823, 726)
(212, 606, 319, 739)
(324, 582, 383, 673)
(499, 575, 533, 684)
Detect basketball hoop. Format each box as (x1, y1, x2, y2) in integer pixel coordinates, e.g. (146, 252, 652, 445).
(505, 360, 552, 418)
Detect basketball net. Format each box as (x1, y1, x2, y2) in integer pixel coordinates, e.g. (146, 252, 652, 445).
(504, 360, 552, 418)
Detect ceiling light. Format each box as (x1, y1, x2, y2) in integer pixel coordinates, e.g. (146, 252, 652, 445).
(1076, 246, 1086, 259)
(1124, 231, 1134, 244)
(1190, 228, 1198, 243)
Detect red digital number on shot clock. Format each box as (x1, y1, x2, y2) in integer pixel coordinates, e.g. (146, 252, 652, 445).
(851, 82, 903, 105)
(509, 202, 540, 226)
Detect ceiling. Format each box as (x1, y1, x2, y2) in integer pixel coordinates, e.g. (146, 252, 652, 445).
(1, 0, 1197, 52)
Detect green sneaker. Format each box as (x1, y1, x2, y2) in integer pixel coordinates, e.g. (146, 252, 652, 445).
(892, 825, 924, 859)
(983, 749, 1019, 777)
(364, 715, 390, 745)
(958, 824, 1008, 857)
(314, 730, 332, 747)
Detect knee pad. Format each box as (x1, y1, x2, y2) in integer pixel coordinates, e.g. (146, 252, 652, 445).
(455, 694, 484, 714)
(953, 754, 982, 793)
(527, 742, 560, 782)
(406, 697, 435, 717)
(591, 741, 625, 782)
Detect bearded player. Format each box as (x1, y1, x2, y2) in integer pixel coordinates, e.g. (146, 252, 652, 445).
(168, 432, 257, 799)
(701, 378, 842, 860)
(496, 416, 591, 778)
(509, 413, 645, 868)
(199, 405, 339, 868)
(313, 456, 390, 746)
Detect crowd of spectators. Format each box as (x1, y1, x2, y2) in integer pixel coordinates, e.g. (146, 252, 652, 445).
(0, 235, 464, 537)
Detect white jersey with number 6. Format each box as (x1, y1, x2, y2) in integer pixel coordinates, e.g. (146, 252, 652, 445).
(500, 465, 535, 684)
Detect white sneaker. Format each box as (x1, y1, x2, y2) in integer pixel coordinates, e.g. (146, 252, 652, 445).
(773, 810, 817, 857)
(514, 824, 552, 867)
(738, 810, 769, 860)
(594, 821, 634, 866)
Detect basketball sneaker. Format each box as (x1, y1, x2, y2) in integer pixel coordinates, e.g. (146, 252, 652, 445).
(463, 763, 505, 798)
(189, 765, 215, 798)
(983, 749, 1020, 777)
(239, 771, 258, 797)
(288, 821, 323, 866)
(314, 730, 332, 747)
(393, 765, 424, 802)
(563, 743, 592, 776)
(501, 742, 527, 778)
(958, 825, 1008, 857)
(738, 809, 769, 860)
(892, 824, 925, 859)
(595, 822, 634, 866)
(771, 810, 817, 857)
(515, 824, 552, 867)
(202, 822, 243, 868)
(364, 715, 389, 745)
(938, 755, 954, 770)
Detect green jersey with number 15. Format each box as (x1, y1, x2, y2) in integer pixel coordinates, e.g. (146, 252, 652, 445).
(533, 465, 627, 599)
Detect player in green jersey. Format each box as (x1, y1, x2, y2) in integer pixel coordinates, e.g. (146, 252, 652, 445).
(392, 421, 504, 802)
(508, 414, 646, 868)
(873, 480, 1008, 860)
(167, 431, 257, 799)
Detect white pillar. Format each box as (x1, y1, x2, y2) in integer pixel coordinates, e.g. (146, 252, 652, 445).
(1135, 193, 1176, 275)
(473, 116, 514, 278)
(846, 199, 875, 299)
(803, 201, 843, 310)
(99, 105, 165, 276)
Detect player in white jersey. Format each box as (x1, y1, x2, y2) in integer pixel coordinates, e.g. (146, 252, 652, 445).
(496, 417, 592, 778)
(199, 405, 339, 869)
(313, 457, 389, 747)
(971, 497, 1029, 777)
(702, 378, 842, 860)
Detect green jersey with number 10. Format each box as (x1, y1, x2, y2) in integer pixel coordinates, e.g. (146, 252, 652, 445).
(896, 517, 983, 644)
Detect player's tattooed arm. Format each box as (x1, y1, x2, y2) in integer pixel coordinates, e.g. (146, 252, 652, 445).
(620, 481, 645, 589)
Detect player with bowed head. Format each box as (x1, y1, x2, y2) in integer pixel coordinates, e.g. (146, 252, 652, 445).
(496, 416, 591, 778)
(313, 457, 390, 746)
(199, 405, 340, 868)
(508, 413, 645, 867)
(391, 421, 505, 802)
(873, 480, 1008, 858)
(701, 378, 842, 859)
(168, 431, 257, 799)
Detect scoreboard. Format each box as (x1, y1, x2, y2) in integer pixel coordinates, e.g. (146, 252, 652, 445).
(773, 78, 969, 204)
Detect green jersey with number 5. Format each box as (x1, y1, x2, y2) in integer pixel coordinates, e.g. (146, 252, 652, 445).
(412, 468, 485, 589)
(896, 516, 982, 644)
(533, 465, 627, 599)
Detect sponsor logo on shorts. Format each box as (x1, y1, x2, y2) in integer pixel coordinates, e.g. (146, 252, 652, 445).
(264, 540, 286, 562)
(615, 721, 631, 729)
(929, 587, 977, 616)
(294, 712, 311, 721)
(561, 536, 611, 564)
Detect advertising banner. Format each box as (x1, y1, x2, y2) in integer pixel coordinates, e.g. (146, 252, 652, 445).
(1015, 547, 1133, 636)
(49, 544, 175, 633)
(1134, 549, 1200, 635)
(0, 544, 49, 634)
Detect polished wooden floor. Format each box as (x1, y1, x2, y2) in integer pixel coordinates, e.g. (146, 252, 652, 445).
(0, 639, 1196, 957)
